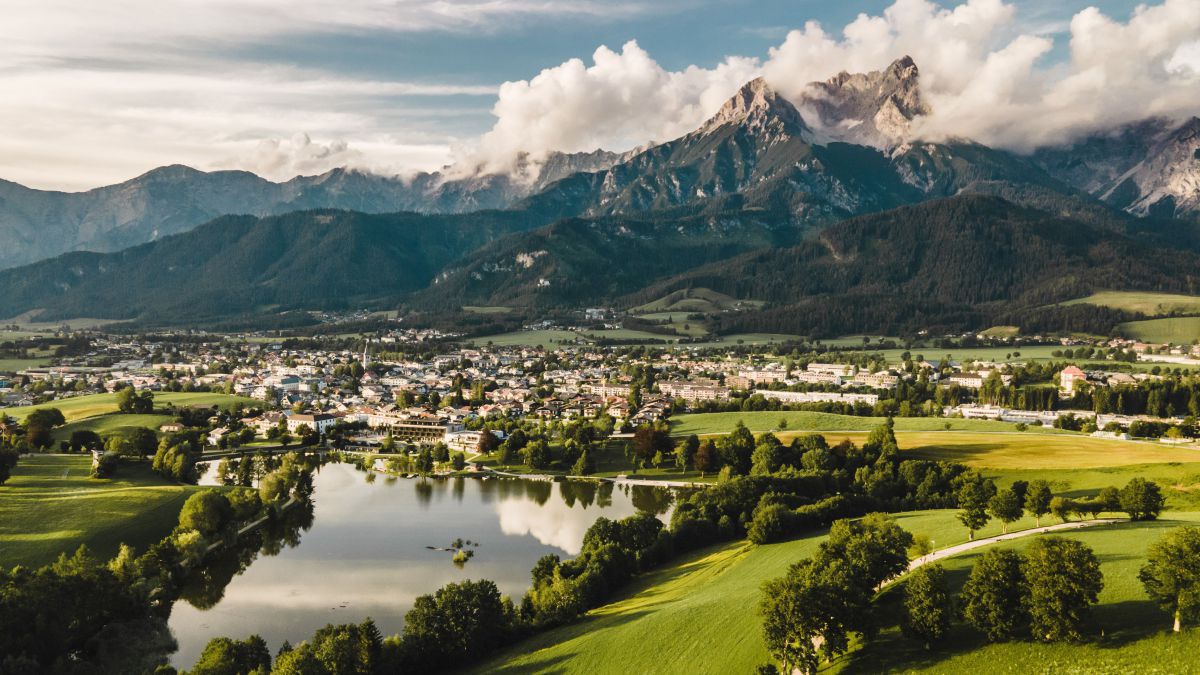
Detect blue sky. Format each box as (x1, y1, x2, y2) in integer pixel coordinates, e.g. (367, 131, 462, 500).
(0, 0, 1192, 191)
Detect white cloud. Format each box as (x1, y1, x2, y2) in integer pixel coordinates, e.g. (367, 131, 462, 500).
(0, 0, 654, 190)
(1166, 40, 1200, 76)
(3, 0, 1198, 191)
(463, 40, 760, 174)
(758, 0, 1200, 151)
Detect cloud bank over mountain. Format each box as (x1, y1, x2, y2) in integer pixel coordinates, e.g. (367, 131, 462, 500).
(1, 0, 1196, 189)
(468, 0, 1200, 170)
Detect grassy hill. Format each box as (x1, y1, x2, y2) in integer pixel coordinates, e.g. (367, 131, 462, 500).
(1118, 316, 1200, 344)
(473, 511, 1200, 674)
(3, 391, 258, 423)
(846, 516, 1200, 673)
(631, 287, 762, 314)
(1063, 290, 1200, 316)
(0, 455, 207, 568)
(51, 413, 176, 443)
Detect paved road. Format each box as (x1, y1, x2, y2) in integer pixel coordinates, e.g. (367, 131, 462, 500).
(898, 518, 1121, 581)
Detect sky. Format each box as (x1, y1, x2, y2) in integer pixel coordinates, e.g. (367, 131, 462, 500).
(1, 0, 1197, 191)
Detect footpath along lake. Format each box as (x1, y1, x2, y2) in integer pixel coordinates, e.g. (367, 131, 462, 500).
(169, 461, 679, 666)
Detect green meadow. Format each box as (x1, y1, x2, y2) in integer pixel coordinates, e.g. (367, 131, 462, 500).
(0, 455, 205, 568)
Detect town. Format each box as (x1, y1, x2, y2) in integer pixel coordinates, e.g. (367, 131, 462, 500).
(5, 326, 1200, 465)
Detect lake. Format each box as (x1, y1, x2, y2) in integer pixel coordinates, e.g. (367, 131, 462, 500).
(170, 462, 678, 667)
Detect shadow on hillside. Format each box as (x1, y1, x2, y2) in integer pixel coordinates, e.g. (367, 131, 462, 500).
(483, 652, 578, 675)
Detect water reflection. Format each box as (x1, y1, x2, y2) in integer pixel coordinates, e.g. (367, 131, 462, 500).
(168, 463, 678, 668)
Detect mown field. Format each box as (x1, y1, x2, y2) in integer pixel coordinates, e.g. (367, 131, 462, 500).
(0, 357, 52, 372)
(1063, 290, 1200, 316)
(801, 431, 1200, 470)
(51, 413, 176, 443)
(467, 329, 662, 347)
(0, 455, 205, 568)
(3, 391, 259, 423)
(469, 329, 808, 348)
(668, 411, 1066, 436)
(473, 511, 1200, 674)
(989, 462, 1200, 511)
(1118, 316, 1200, 344)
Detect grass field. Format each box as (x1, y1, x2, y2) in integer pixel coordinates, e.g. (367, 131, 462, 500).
(877, 431, 1198, 470)
(844, 514, 1200, 673)
(872, 344, 1065, 365)
(978, 325, 1020, 338)
(630, 287, 763, 314)
(469, 329, 809, 349)
(52, 413, 176, 442)
(462, 306, 513, 314)
(1063, 291, 1200, 316)
(668, 411, 1066, 436)
(474, 511, 1199, 674)
(0, 357, 53, 372)
(989, 462, 1200, 511)
(672, 333, 808, 348)
(3, 391, 258, 423)
(1118, 316, 1200, 344)
(0, 455, 204, 568)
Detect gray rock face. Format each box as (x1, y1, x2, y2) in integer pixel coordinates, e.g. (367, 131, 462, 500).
(796, 56, 930, 150)
(1032, 117, 1200, 218)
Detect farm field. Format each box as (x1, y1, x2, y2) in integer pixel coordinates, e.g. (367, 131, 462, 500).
(462, 306, 513, 314)
(0, 455, 204, 568)
(0, 357, 53, 372)
(1063, 290, 1200, 316)
(2, 391, 258, 423)
(870, 344, 1064, 365)
(1118, 316, 1200, 344)
(668, 411, 1066, 436)
(989, 462, 1200, 511)
(474, 511, 1198, 674)
(881, 431, 1198, 470)
(465, 326, 662, 343)
(469, 329, 809, 348)
(672, 333, 807, 348)
(630, 287, 763, 314)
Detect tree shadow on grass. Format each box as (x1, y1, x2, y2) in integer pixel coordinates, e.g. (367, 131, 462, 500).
(483, 652, 579, 675)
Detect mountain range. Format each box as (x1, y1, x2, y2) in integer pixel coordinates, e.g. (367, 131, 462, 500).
(1, 56, 1197, 335)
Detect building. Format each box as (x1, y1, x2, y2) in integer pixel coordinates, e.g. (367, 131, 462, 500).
(851, 371, 899, 389)
(755, 390, 879, 406)
(286, 412, 338, 434)
(806, 363, 855, 377)
(444, 429, 506, 452)
(658, 379, 731, 403)
(1059, 366, 1087, 395)
(585, 383, 631, 398)
(368, 412, 463, 443)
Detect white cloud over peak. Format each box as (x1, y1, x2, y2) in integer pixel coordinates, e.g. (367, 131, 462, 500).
(2, 0, 1198, 190)
(468, 0, 1200, 170)
(463, 40, 760, 175)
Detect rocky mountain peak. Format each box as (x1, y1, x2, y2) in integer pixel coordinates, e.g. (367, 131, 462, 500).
(798, 55, 929, 150)
(700, 77, 808, 135)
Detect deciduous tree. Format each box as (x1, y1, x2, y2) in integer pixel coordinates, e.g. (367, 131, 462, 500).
(1023, 536, 1103, 641)
(1140, 526, 1200, 632)
(902, 564, 952, 650)
(961, 549, 1028, 641)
